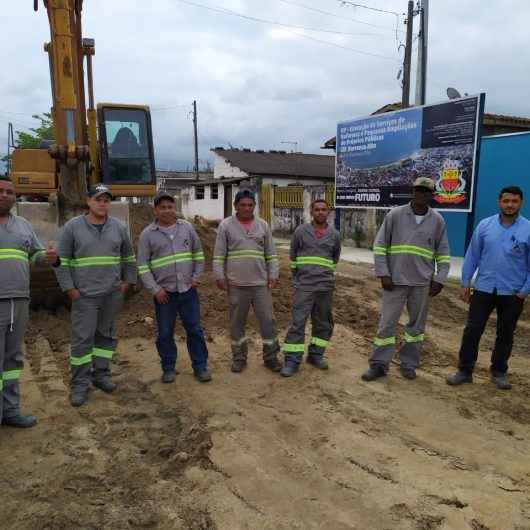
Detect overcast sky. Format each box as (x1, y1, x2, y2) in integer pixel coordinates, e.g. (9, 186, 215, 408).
(1, 0, 529, 170)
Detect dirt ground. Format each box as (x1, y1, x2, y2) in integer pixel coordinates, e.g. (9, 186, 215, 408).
(3, 221, 530, 530)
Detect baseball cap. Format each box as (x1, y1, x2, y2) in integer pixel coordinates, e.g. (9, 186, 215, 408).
(88, 184, 113, 199)
(413, 177, 435, 191)
(234, 189, 256, 204)
(153, 190, 175, 206)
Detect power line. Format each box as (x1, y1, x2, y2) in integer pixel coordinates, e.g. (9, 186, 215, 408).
(175, 0, 400, 61)
(338, 1, 401, 17)
(176, 0, 383, 36)
(278, 0, 404, 32)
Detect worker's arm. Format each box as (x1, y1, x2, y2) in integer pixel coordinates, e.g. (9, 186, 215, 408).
(264, 223, 279, 285)
(373, 213, 393, 289)
(461, 222, 483, 289)
(332, 230, 342, 266)
(190, 225, 205, 285)
(433, 221, 451, 284)
(54, 223, 76, 293)
(518, 233, 530, 298)
(213, 223, 228, 289)
(120, 226, 137, 287)
(137, 231, 161, 296)
(289, 228, 300, 277)
(27, 225, 47, 267)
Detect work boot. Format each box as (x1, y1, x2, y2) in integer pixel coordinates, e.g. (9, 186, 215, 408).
(446, 370, 473, 386)
(194, 369, 213, 383)
(1, 414, 37, 428)
(264, 357, 282, 372)
(491, 372, 512, 390)
(231, 359, 247, 373)
(162, 371, 176, 384)
(361, 365, 386, 382)
(280, 360, 299, 378)
(307, 355, 329, 370)
(70, 388, 88, 407)
(400, 366, 416, 380)
(93, 378, 117, 394)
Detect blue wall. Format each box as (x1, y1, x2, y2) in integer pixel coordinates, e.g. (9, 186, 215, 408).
(442, 132, 530, 256)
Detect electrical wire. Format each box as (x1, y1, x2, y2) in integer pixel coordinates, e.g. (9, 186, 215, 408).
(278, 0, 403, 32)
(338, 1, 401, 17)
(175, 0, 400, 61)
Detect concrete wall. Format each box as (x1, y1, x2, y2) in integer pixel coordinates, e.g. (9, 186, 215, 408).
(213, 153, 249, 180)
(181, 183, 225, 220)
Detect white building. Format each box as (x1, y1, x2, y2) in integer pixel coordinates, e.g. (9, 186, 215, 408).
(180, 148, 335, 233)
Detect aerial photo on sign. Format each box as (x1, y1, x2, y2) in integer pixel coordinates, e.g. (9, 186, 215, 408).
(335, 94, 485, 211)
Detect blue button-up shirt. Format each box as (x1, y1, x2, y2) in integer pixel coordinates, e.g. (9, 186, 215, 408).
(462, 214, 530, 296)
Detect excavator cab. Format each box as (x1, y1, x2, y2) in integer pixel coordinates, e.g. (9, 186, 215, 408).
(97, 104, 156, 197)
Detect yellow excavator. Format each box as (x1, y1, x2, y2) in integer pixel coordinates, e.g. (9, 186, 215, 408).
(9, 0, 156, 305)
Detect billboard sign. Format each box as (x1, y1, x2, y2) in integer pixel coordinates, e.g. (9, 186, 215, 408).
(335, 94, 485, 212)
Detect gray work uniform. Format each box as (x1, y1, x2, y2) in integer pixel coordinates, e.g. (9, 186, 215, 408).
(370, 203, 450, 371)
(213, 215, 280, 361)
(0, 214, 46, 423)
(54, 215, 137, 391)
(283, 223, 341, 363)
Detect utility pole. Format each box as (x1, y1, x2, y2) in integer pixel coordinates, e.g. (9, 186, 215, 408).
(193, 100, 199, 180)
(415, 0, 429, 106)
(401, 0, 414, 109)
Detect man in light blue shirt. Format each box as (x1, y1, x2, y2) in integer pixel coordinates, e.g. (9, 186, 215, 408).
(447, 186, 530, 390)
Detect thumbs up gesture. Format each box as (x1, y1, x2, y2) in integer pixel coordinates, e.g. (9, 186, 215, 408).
(45, 241, 59, 266)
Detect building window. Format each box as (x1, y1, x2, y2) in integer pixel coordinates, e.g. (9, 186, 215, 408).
(196, 185, 205, 200)
(211, 183, 219, 199)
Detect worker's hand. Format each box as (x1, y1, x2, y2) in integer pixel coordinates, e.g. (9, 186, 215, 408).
(268, 279, 279, 290)
(45, 241, 59, 266)
(380, 276, 394, 291)
(155, 288, 169, 304)
(461, 287, 472, 303)
(120, 282, 131, 295)
(67, 288, 81, 302)
(191, 280, 199, 289)
(429, 281, 444, 297)
(216, 279, 227, 291)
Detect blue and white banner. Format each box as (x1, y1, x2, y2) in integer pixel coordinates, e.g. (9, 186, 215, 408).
(335, 94, 485, 212)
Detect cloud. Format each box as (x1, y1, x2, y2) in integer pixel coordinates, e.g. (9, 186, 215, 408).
(2, 0, 530, 170)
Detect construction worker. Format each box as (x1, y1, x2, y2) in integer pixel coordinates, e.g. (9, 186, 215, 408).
(447, 186, 530, 390)
(280, 199, 341, 377)
(55, 184, 137, 407)
(137, 190, 211, 383)
(362, 177, 450, 381)
(0, 176, 57, 427)
(213, 189, 282, 373)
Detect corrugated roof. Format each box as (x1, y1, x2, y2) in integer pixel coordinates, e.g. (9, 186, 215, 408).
(212, 149, 335, 179)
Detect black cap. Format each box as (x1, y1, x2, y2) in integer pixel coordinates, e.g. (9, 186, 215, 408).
(88, 184, 113, 199)
(234, 189, 256, 204)
(154, 190, 175, 206)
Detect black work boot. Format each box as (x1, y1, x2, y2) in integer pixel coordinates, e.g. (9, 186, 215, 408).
(491, 371, 512, 390)
(264, 357, 282, 372)
(231, 359, 247, 373)
(280, 360, 299, 378)
(194, 368, 213, 383)
(70, 388, 89, 407)
(307, 355, 329, 370)
(93, 378, 117, 394)
(446, 370, 473, 386)
(361, 365, 386, 382)
(162, 371, 176, 384)
(1, 414, 37, 428)
(400, 366, 416, 380)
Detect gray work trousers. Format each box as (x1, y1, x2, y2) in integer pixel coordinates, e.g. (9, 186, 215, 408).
(228, 285, 279, 362)
(370, 285, 430, 371)
(70, 290, 123, 391)
(0, 299, 29, 424)
(283, 289, 334, 364)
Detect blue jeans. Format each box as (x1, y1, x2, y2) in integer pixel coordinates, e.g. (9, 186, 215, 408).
(154, 288, 209, 373)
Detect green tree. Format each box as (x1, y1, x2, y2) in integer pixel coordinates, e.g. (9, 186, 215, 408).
(1, 113, 54, 170)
